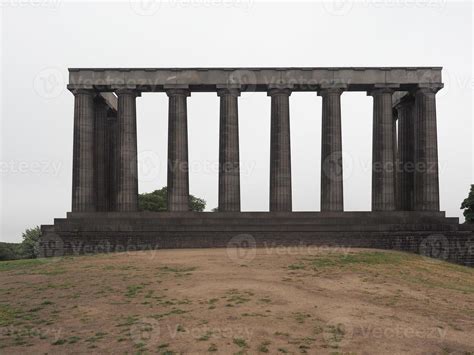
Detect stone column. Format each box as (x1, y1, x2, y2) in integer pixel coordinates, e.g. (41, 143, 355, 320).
(392, 114, 400, 210)
(94, 96, 109, 212)
(167, 89, 191, 212)
(414, 86, 441, 211)
(115, 89, 139, 212)
(370, 88, 396, 211)
(268, 88, 292, 212)
(106, 109, 118, 211)
(319, 87, 344, 211)
(396, 95, 415, 211)
(71, 89, 96, 212)
(218, 88, 241, 212)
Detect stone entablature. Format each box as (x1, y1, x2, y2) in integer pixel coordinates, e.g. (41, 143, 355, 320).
(68, 67, 443, 92)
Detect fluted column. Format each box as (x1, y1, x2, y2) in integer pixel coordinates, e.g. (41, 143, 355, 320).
(94, 97, 109, 211)
(370, 88, 396, 211)
(167, 89, 191, 212)
(218, 88, 241, 212)
(414, 86, 441, 211)
(71, 89, 96, 212)
(392, 115, 400, 210)
(115, 89, 139, 212)
(269, 88, 292, 211)
(319, 88, 344, 211)
(106, 109, 118, 211)
(396, 95, 415, 210)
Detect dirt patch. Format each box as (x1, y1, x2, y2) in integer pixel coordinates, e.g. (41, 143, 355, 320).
(0, 248, 473, 354)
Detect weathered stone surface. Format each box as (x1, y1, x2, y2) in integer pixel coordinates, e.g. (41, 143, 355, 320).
(319, 88, 344, 211)
(396, 95, 416, 211)
(414, 87, 440, 211)
(71, 89, 96, 212)
(39, 212, 473, 266)
(94, 97, 109, 212)
(218, 88, 241, 212)
(269, 88, 292, 211)
(370, 88, 396, 211)
(68, 67, 443, 92)
(167, 89, 191, 212)
(115, 89, 139, 212)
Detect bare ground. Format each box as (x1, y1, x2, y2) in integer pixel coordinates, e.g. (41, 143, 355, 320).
(0, 247, 473, 354)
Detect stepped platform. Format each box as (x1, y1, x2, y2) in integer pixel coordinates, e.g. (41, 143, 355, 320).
(39, 211, 474, 266)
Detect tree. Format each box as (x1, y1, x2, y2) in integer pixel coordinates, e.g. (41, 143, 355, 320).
(461, 184, 474, 223)
(138, 187, 206, 212)
(21, 226, 41, 259)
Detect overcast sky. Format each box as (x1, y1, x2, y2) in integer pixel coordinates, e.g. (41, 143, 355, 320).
(1, 0, 472, 243)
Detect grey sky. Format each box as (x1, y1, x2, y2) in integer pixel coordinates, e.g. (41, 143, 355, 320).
(1, 0, 472, 243)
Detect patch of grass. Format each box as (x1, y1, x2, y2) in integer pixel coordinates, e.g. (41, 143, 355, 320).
(52, 338, 67, 345)
(208, 343, 218, 352)
(0, 304, 18, 326)
(326, 323, 345, 346)
(67, 336, 81, 344)
(86, 332, 107, 343)
(125, 285, 144, 298)
(0, 258, 50, 272)
(288, 263, 306, 270)
(198, 331, 212, 341)
(158, 266, 197, 274)
(293, 312, 311, 324)
(233, 337, 248, 348)
(305, 251, 405, 269)
(258, 340, 270, 352)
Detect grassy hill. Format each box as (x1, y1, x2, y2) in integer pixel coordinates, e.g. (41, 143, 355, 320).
(0, 248, 473, 354)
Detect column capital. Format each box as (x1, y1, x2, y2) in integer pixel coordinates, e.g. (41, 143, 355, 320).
(70, 88, 96, 96)
(217, 87, 241, 97)
(166, 88, 191, 97)
(367, 87, 395, 96)
(394, 93, 415, 109)
(413, 83, 444, 94)
(318, 86, 346, 96)
(267, 87, 292, 97)
(115, 88, 141, 97)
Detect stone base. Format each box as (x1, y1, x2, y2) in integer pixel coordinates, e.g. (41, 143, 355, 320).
(39, 211, 474, 266)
